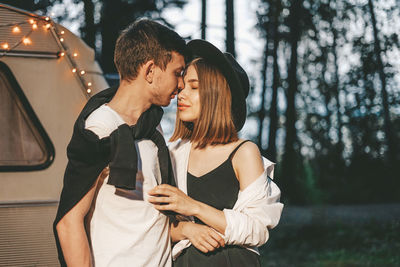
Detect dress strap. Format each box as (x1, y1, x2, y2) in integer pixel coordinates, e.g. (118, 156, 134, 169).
(228, 140, 251, 160)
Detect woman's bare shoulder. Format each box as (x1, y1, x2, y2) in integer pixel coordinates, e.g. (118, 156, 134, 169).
(232, 140, 264, 189)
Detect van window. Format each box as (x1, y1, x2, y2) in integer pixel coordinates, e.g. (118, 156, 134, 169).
(0, 62, 54, 171)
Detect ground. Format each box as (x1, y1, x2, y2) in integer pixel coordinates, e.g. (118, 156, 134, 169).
(259, 204, 400, 267)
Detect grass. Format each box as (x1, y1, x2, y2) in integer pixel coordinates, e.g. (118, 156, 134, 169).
(259, 221, 400, 266)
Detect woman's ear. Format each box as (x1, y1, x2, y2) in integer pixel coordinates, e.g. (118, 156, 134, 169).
(144, 60, 155, 84)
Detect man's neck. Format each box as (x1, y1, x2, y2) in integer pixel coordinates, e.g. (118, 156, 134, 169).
(108, 81, 152, 125)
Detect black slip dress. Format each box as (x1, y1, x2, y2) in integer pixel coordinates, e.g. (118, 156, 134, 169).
(173, 140, 261, 267)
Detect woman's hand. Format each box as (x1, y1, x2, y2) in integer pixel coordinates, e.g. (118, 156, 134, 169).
(148, 184, 200, 216)
(181, 222, 225, 253)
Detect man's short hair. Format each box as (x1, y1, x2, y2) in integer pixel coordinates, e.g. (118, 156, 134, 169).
(114, 19, 186, 82)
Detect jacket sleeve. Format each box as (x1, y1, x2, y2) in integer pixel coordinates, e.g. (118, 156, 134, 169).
(222, 159, 284, 247)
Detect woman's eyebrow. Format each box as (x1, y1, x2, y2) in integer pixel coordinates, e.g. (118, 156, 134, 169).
(187, 79, 199, 83)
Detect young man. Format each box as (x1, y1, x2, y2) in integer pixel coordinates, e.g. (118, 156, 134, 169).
(54, 19, 186, 267)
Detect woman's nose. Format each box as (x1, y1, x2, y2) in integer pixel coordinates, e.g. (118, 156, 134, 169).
(178, 85, 188, 99)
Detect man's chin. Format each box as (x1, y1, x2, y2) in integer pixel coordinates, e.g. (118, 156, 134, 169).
(158, 99, 171, 107)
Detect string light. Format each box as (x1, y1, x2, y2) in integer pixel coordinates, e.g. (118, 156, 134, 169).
(1, 15, 97, 96)
(12, 26, 21, 33)
(22, 37, 32, 45)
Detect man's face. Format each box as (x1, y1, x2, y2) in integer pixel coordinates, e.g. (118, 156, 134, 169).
(151, 51, 185, 107)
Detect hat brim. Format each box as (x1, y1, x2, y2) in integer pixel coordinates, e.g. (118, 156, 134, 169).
(187, 39, 246, 131)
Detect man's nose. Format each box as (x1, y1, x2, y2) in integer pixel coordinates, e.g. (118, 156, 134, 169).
(177, 77, 184, 90)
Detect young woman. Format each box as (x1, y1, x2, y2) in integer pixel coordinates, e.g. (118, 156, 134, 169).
(148, 40, 283, 266)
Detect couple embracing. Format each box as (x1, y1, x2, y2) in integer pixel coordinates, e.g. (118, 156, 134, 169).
(54, 19, 283, 267)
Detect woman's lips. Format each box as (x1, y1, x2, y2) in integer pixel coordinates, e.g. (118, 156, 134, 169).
(177, 103, 190, 111)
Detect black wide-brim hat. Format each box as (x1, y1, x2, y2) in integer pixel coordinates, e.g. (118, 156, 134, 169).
(187, 39, 250, 131)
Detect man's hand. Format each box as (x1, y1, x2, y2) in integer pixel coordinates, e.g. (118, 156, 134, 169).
(181, 222, 225, 253)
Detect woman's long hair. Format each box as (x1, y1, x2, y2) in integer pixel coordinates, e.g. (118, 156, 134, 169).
(170, 58, 238, 148)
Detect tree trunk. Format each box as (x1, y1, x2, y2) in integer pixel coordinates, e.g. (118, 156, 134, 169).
(226, 0, 235, 57)
(367, 0, 396, 165)
(201, 0, 207, 39)
(100, 0, 122, 73)
(257, 38, 269, 149)
(332, 27, 343, 155)
(82, 0, 95, 49)
(266, 1, 280, 162)
(281, 0, 302, 203)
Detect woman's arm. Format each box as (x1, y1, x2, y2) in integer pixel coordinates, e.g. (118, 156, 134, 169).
(223, 142, 283, 246)
(170, 220, 225, 253)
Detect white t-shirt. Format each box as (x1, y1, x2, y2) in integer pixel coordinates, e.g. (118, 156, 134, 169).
(85, 104, 172, 267)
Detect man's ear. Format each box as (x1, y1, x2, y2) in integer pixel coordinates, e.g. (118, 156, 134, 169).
(144, 60, 155, 84)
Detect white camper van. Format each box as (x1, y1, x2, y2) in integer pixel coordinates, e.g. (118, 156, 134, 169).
(0, 4, 108, 266)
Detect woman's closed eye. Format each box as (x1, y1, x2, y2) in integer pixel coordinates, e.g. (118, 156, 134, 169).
(188, 80, 199, 89)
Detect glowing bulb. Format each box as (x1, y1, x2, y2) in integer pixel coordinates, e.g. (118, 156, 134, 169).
(80, 70, 86, 75)
(73, 52, 78, 57)
(22, 38, 32, 45)
(2, 43, 9, 49)
(59, 52, 65, 57)
(60, 31, 65, 35)
(45, 24, 51, 29)
(87, 88, 92, 94)
(12, 26, 21, 33)
(87, 82, 92, 87)
(29, 19, 35, 24)
(45, 17, 50, 21)
(51, 12, 55, 17)
(72, 68, 77, 73)
(32, 24, 38, 30)
(60, 37, 64, 42)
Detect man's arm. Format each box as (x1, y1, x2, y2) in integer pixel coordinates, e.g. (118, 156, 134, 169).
(56, 181, 97, 267)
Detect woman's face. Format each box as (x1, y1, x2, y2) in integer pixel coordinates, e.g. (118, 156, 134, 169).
(177, 65, 200, 122)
